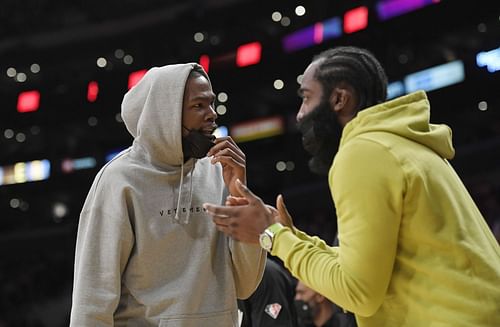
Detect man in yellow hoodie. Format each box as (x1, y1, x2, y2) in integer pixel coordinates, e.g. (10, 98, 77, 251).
(204, 46, 500, 326)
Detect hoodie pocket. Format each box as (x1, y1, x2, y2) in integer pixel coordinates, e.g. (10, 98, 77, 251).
(159, 310, 236, 327)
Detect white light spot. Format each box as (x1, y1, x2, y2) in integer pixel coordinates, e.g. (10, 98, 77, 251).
(295, 6, 306, 16)
(272, 11, 282, 22)
(10, 198, 20, 209)
(97, 57, 107, 68)
(30, 63, 40, 73)
(281, 16, 291, 27)
(194, 32, 205, 42)
(114, 49, 125, 59)
(7, 67, 17, 77)
(276, 161, 286, 172)
(217, 92, 228, 103)
(53, 202, 68, 219)
(16, 133, 26, 143)
(273, 79, 284, 90)
(478, 101, 488, 111)
(216, 105, 227, 115)
(16, 73, 27, 82)
(477, 23, 487, 33)
(4, 129, 14, 139)
(297, 74, 303, 84)
(123, 55, 134, 65)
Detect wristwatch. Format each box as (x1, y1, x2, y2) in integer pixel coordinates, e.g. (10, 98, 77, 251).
(259, 223, 284, 252)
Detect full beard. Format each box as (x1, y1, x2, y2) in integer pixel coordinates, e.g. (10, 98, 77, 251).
(296, 100, 343, 175)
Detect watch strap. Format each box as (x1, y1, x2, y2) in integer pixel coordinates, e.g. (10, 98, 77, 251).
(267, 222, 284, 235)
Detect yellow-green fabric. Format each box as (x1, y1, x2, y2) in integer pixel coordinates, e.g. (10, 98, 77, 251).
(272, 91, 500, 326)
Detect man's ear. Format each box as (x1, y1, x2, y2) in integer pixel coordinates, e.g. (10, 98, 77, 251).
(329, 87, 351, 113)
(314, 293, 326, 303)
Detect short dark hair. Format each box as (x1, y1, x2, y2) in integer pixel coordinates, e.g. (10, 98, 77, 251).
(312, 46, 388, 110)
(189, 64, 208, 79)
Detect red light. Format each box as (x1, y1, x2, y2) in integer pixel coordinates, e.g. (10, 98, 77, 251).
(87, 81, 99, 102)
(128, 69, 147, 90)
(236, 42, 262, 67)
(199, 55, 210, 73)
(344, 6, 369, 34)
(313, 23, 324, 44)
(17, 90, 40, 113)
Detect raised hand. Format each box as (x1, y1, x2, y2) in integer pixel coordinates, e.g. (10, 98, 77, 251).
(203, 179, 276, 244)
(275, 194, 296, 231)
(207, 136, 246, 196)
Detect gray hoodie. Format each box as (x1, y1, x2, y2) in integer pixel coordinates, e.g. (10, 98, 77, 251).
(70, 63, 266, 326)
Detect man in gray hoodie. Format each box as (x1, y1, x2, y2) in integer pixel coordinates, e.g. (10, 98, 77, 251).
(70, 63, 266, 326)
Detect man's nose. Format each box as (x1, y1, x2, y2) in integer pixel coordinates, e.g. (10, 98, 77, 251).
(207, 105, 217, 120)
(296, 108, 306, 122)
(296, 103, 307, 122)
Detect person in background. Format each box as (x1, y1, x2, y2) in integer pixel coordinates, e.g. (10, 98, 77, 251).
(295, 281, 355, 327)
(238, 258, 298, 327)
(203, 46, 500, 327)
(70, 63, 266, 326)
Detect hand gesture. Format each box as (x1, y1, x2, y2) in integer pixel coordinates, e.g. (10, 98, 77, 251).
(204, 179, 275, 244)
(207, 136, 246, 196)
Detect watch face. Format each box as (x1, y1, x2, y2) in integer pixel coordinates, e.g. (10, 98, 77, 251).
(259, 233, 272, 251)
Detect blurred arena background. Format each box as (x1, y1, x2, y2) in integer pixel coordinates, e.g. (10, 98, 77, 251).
(0, 1, 499, 325)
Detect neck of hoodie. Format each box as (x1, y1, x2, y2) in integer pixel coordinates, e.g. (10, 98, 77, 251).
(340, 91, 455, 160)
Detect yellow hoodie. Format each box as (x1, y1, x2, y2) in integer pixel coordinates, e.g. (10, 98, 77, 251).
(272, 91, 500, 326)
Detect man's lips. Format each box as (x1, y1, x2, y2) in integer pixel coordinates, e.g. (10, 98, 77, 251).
(202, 125, 217, 135)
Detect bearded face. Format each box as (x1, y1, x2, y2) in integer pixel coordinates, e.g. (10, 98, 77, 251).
(296, 99, 344, 175)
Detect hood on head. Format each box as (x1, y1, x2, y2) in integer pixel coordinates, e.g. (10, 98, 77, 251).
(121, 63, 210, 167)
(341, 91, 455, 159)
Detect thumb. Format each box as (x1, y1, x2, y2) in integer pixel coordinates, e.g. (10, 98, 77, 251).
(236, 179, 257, 203)
(276, 194, 295, 230)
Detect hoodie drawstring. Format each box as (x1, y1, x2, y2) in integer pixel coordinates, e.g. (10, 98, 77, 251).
(173, 160, 195, 224)
(173, 162, 184, 223)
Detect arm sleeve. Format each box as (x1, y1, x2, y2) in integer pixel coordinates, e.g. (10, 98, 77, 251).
(272, 139, 404, 317)
(229, 239, 267, 299)
(70, 193, 134, 326)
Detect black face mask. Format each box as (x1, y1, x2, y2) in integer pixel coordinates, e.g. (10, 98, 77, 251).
(294, 300, 314, 327)
(182, 127, 216, 160)
(296, 100, 343, 175)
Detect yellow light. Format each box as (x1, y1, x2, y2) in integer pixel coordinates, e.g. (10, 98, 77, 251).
(14, 162, 27, 183)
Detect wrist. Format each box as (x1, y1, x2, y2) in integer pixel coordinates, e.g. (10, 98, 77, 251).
(259, 222, 284, 252)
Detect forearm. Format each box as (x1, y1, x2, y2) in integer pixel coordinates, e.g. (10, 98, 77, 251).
(293, 228, 337, 252)
(229, 239, 267, 299)
(271, 227, 387, 317)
